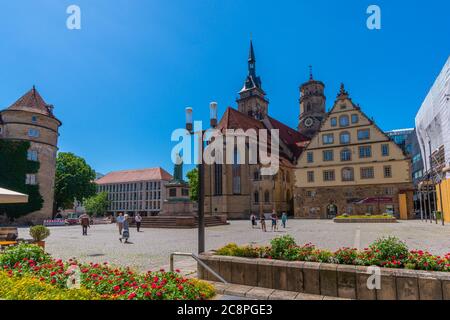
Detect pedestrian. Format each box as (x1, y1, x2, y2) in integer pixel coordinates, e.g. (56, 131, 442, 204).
(250, 213, 257, 228)
(260, 214, 267, 232)
(281, 212, 287, 229)
(271, 211, 278, 232)
(79, 213, 90, 236)
(135, 213, 142, 232)
(116, 212, 125, 235)
(119, 214, 130, 243)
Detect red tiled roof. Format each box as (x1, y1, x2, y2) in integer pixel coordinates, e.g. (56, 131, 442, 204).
(6, 86, 60, 122)
(216, 107, 310, 164)
(267, 116, 309, 159)
(95, 167, 173, 184)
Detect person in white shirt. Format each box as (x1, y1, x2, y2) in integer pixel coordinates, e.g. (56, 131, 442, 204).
(116, 213, 125, 235)
(135, 213, 142, 232)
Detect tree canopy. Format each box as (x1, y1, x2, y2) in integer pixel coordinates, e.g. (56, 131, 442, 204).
(186, 167, 199, 202)
(55, 152, 96, 210)
(83, 192, 109, 217)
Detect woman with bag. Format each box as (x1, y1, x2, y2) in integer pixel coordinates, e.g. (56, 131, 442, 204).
(119, 214, 130, 243)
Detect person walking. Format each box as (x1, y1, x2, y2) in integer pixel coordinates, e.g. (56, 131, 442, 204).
(135, 213, 142, 232)
(79, 213, 90, 236)
(271, 210, 278, 232)
(260, 214, 267, 232)
(250, 213, 257, 229)
(116, 213, 125, 235)
(119, 214, 130, 243)
(281, 212, 288, 229)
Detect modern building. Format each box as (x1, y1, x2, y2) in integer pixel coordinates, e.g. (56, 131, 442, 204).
(386, 128, 415, 155)
(294, 84, 414, 219)
(0, 86, 61, 223)
(95, 167, 172, 217)
(203, 41, 311, 219)
(415, 56, 450, 222)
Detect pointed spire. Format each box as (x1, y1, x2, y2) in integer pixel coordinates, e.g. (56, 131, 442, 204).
(309, 65, 313, 80)
(337, 83, 349, 99)
(248, 39, 255, 63)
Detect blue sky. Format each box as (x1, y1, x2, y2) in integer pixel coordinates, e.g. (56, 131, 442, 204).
(0, 0, 449, 175)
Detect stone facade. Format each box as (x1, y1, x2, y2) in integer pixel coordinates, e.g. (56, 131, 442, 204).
(0, 87, 61, 223)
(294, 84, 414, 219)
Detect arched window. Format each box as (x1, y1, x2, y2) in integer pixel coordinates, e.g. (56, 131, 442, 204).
(341, 148, 352, 161)
(342, 167, 354, 181)
(214, 164, 222, 195)
(340, 131, 350, 144)
(254, 191, 259, 203)
(339, 115, 349, 127)
(253, 168, 261, 181)
(264, 190, 270, 203)
(232, 148, 241, 194)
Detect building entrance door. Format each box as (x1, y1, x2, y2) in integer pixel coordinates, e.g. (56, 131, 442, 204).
(326, 204, 338, 219)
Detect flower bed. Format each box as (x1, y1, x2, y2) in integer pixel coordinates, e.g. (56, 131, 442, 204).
(215, 236, 450, 272)
(0, 244, 215, 300)
(334, 215, 396, 223)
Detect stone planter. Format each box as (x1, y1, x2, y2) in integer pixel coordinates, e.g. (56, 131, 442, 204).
(334, 218, 397, 223)
(198, 252, 450, 300)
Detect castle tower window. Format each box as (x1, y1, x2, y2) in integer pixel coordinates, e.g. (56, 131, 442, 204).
(27, 150, 38, 161)
(339, 115, 349, 127)
(307, 171, 314, 183)
(381, 144, 389, 156)
(31, 116, 37, 123)
(351, 114, 359, 124)
(307, 152, 314, 163)
(28, 128, 40, 138)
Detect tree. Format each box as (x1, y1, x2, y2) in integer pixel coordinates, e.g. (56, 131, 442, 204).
(0, 140, 43, 219)
(83, 192, 109, 217)
(55, 152, 96, 210)
(186, 167, 199, 202)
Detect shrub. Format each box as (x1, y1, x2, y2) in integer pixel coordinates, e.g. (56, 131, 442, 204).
(29, 225, 50, 242)
(0, 272, 100, 300)
(308, 249, 333, 263)
(270, 235, 296, 259)
(215, 243, 239, 256)
(369, 236, 409, 266)
(0, 243, 51, 268)
(281, 243, 315, 261)
(334, 248, 359, 265)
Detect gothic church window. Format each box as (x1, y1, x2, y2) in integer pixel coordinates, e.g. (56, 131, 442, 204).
(232, 148, 241, 194)
(264, 190, 270, 203)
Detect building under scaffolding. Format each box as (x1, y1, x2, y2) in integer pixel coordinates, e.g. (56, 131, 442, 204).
(415, 56, 450, 224)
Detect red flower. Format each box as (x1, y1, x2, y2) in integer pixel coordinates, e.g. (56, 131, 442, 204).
(156, 291, 162, 297)
(178, 285, 183, 290)
(51, 278, 56, 284)
(144, 292, 151, 297)
(113, 285, 121, 292)
(128, 293, 137, 300)
(175, 269, 181, 273)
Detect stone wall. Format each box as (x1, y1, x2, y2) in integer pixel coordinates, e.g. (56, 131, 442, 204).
(294, 183, 413, 219)
(198, 253, 450, 300)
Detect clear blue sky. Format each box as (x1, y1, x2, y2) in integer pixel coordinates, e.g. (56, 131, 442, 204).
(0, 0, 449, 175)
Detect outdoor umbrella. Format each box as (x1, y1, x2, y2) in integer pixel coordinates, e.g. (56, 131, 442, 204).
(0, 187, 28, 204)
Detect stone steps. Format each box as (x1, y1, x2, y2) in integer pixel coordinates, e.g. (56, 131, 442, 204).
(130, 216, 228, 229)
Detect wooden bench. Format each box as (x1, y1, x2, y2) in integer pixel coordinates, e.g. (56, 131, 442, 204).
(0, 241, 18, 249)
(0, 227, 18, 241)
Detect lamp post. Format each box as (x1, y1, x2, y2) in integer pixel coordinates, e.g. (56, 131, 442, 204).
(185, 102, 217, 254)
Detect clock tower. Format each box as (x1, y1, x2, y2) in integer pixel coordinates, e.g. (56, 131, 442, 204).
(298, 67, 326, 138)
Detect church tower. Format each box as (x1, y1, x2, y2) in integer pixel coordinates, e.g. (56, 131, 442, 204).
(298, 67, 326, 138)
(237, 41, 269, 120)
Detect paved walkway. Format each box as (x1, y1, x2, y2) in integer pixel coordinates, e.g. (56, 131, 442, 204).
(18, 219, 450, 273)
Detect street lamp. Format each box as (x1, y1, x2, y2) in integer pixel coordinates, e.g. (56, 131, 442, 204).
(185, 102, 218, 254)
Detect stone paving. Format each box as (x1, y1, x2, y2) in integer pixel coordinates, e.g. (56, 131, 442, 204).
(18, 219, 450, 274)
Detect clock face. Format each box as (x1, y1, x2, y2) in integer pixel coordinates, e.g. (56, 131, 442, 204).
(304, 117, 314, 128)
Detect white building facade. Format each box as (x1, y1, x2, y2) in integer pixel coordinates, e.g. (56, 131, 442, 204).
(95, 167, 172, 217)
